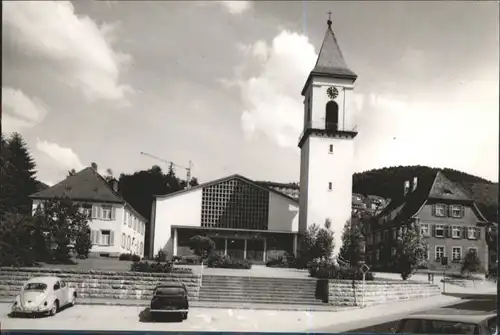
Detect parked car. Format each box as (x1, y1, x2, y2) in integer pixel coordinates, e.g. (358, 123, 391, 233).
(11, 276, 77, 317)
(149, 281, 189, 321)
(392, 311, 497, 334)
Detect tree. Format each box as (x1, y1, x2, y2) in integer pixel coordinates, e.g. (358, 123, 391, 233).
(0, 133, 38, 218)
(0, 212, 38, 266)
(461, 250, 481, 278)
(297, 220, 335, 267)
(394, 223, 428, 280)
(188, 235, 215, 260)
(339, 219, 364, 267)
(33, 197, 92, 262)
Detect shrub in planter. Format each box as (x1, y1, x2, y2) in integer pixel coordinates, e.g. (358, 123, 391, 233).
(119, 253, 142, 261)
(266, 253, 296, 268)
(308, 260, 374, 281)
(207, 254, 252, 269)
(130, 261, 192, 274)
(119, 253, 132, 261)
(154, 250, 167, 262)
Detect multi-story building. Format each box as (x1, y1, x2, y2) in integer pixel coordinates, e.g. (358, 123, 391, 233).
(365, 171, 491, 273)
(30, 167, 147, 258)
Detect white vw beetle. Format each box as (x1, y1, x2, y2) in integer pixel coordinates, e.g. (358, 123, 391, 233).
(11, 276, 77, 316)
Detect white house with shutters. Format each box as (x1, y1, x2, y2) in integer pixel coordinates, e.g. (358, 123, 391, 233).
(30, 167, 147, 258)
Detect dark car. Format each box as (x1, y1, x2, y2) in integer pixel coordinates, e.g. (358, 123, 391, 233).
(392, 310, 497, 334)
(149, 282, 189, 321)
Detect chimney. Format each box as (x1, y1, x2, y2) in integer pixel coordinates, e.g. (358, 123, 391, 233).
(404, 180, 410, 196)
(412, 176, 418, 192)
(110, 179, 119, 193)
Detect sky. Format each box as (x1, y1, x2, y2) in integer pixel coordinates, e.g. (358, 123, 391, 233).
(2, 1, 499, 186)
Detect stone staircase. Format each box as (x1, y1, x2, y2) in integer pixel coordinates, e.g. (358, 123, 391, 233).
(0, 267, 200, 301)
(327, 281, 442, 307)
(198, 275, 327, 305)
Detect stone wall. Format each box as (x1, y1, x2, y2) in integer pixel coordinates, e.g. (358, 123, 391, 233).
(0, 267, 201, 301)
(324, 280, 441, 307)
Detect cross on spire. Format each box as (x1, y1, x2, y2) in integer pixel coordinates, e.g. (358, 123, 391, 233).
(327, 11, 332, 27)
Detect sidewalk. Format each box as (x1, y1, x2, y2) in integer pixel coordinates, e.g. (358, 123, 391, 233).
(312, 294, 464, 333)
(0, 296, 354, 312)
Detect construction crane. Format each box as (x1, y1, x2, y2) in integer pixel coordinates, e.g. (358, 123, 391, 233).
(140, 152, 193, 189)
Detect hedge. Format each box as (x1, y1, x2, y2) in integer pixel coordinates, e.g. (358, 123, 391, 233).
(207, 254, 252, 269)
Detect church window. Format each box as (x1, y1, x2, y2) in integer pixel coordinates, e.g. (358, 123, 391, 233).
(325, 101, 339, 131)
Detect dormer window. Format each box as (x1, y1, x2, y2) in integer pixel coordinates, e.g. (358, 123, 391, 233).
(434, 204, 446, 217)
(450, 205, 464, 218)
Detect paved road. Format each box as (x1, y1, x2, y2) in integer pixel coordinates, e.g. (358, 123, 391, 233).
(336, 294, 498, 333)
(0, 303, 341, 332)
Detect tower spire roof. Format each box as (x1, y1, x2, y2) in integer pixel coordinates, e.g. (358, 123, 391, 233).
(311, 18, 357, 80)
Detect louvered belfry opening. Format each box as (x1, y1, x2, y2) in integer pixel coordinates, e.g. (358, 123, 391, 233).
(325, 101, 339, 131)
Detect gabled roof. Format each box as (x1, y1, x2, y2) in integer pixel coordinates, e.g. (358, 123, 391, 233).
(155, 174, 299, 203)
(31, 167, 124, 203)
(30, 167, 147, 222)
(302, 20, 357, 95)
(378, 171, 487, 223)
(428, 171, 472, 201)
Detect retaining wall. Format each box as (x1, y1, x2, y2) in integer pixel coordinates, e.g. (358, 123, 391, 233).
(320, 280, 441, 307)
(0, 267, 200, 300)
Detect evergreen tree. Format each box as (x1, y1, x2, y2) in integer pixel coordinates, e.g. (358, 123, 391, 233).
(339, 219, 364, 267)
(0, 133, 38, 217)
(395, 223, 428, 280)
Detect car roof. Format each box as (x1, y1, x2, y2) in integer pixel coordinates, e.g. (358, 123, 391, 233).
(405, 311, 496, 324)
(25, 276, 61, 285)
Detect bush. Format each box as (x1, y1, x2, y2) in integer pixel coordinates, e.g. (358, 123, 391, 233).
(173, 255, 200, 265)
(119, 253, 141, 261)
(154, 250, 167, 262)
(130, 261, 192, 274)
(308, 259, 374, 281)
(266, 253, 296, 268)
(207, 254, 252, 269)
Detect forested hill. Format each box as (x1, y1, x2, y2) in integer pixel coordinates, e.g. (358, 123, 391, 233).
(352, 165, 493, 199)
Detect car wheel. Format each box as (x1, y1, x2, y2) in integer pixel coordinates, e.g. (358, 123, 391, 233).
(182, 312, 188, 320)
(70, 293, 77, 306)
(49, 301, 59, 316)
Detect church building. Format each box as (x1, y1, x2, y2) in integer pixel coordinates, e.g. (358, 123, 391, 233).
(150, 19, 359, 262)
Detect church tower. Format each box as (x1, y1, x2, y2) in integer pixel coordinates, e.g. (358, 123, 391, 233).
(298, 18, 358, 258)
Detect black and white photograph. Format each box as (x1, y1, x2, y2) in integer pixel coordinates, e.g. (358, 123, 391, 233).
(1, 1, 498, 334)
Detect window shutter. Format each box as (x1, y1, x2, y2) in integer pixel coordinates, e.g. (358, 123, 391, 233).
(92, 206, 97, 219)
(448, 205, 453, 217)
(477, 228, 481, 240)
(90, 230, 95, 244)
(96, 231, 102, 245)
(463, 227, 468, 239)
(97, 206, 103, 219)
(431, 204, 437, 216)
(432, 224, 436, 237)
(443, 205, 448, 217)
(460, 206, 465, 218)
(109, 231, 115, 246)
(444, 226, 449, 238)
(111, 207, 116, 220)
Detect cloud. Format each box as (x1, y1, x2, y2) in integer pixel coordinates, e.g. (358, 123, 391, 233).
(36, 139, 84, 171)
(2, 87, 48, 133)
(228, 31, 318, 147)
(2, 1, 133, 102)
(219, 1, 252, 15)
(355, 84, 498, 180)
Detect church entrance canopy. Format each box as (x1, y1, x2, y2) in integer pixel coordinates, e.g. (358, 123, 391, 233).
(172, 225, 298, 263)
